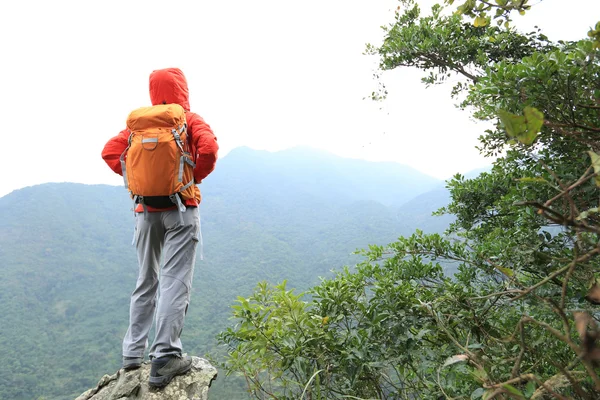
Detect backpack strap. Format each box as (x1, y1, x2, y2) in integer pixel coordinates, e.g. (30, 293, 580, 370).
(168, 123, 187, 225)
(178, 154, 196, 188)
(171, 124, 187, 153)
(120, 131, 133, 189)
(170, 194, 186, 225)
(172, 123, 196, 219)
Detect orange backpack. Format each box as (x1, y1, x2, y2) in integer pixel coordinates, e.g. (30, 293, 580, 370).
(119, 104, 195, 216)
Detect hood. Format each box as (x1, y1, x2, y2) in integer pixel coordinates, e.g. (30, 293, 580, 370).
(149, 68, 190, 111)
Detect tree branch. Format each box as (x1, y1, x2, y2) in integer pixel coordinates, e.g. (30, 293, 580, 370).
(511, 247, 600, 301)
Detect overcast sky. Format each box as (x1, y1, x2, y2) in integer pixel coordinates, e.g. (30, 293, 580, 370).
(1, 0, 598, 197)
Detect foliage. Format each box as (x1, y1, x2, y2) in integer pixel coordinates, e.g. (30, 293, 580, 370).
(219, 229, 598, 399)
(220, 233, 460, 399)
(220, 1, 600, 399)
(365, 0, 553, 97)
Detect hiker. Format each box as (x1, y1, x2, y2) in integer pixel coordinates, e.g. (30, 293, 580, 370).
(101, 67, 218, 388)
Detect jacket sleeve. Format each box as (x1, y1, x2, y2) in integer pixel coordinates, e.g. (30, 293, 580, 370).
(187, 113, 218, 183)
(101, 129, 129, 176)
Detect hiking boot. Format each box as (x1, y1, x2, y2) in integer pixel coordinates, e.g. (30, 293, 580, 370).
(149, 354, 192, 388)
(122, 356, 143, 370)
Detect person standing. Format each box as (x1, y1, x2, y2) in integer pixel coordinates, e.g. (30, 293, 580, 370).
(101, 67, 218, 388)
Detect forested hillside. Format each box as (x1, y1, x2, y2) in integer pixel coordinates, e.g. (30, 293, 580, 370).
(0, 147, 452, 400)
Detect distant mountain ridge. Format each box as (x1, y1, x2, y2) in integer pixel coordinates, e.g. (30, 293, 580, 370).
(0, 146, 473, 400)
(210, 146, 443, 207)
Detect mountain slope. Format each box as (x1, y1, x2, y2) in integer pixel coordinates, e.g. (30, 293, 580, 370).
(394, 165, 492, 234)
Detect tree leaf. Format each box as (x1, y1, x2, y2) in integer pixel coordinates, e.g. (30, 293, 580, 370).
(523, 106, 544, 135)
(502, 384, 525, 397)
(524, 381, 536, 397)
(497, 107, 543, 146)
(482, 390, 497, 400)
(443, 354, 469, 366)
(471, 387, 486, 399)
(497, 109, 525, 138)
(474, 15, 488, 27)
(587, 151, 600, 187)
(587, 151, 600, 172)
(471, 367, 489, 382)
(495, 265, 514, 277)
(577, 207, 599, 221)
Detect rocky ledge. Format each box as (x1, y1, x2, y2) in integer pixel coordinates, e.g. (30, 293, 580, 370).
(76, 357, 217, 400)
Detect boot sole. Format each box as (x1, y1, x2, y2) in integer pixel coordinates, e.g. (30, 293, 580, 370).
(122, 358, 143, 370)
(148, 362, 192, 388)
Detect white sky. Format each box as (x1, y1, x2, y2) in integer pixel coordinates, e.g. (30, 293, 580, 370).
(0, 0, 598, 197)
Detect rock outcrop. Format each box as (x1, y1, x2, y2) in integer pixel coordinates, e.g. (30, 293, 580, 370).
(76, 357, 217, 400)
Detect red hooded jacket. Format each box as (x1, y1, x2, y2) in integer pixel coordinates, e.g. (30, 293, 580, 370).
(102, 68, 218, 211)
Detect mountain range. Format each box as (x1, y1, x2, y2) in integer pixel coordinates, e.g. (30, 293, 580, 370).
(0, 146, 476, 400)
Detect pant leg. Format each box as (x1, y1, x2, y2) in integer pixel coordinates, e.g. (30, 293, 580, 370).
(149, 207, 200, 358)
(122, 212, 164, 358)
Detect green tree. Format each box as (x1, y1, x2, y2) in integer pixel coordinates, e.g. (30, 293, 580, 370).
(219, 1, 600, 398)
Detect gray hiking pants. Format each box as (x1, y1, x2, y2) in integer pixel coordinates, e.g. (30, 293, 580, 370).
(122, 207, 200, 359)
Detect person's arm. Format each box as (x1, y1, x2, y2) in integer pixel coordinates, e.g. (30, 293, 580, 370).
(187, 113, 218, 183)
(101, 129, 129, 176)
